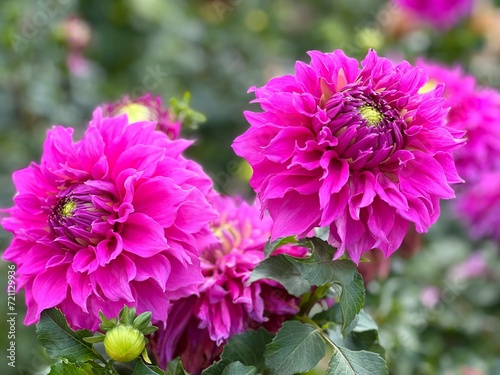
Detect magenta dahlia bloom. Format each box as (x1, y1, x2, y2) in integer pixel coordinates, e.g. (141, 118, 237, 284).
(394, 0, 473, 30)
(418, 60, 500, 184)
(232, 49, 463, 263)
(1, 109, 217, 330)
(454, 172, 500, 240)
(154, 196, 306, 374)
(101, 93, 181, 140)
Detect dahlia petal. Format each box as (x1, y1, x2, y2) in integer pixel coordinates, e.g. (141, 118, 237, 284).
(319, 155, 349, 208)
(12, 165, 57, 196)
(133, 177, 190, 227)
(112, 144, 165, 179)
(13, 194, 43, 215)
(66, 268, 92, 313)
(72, 246, 99, 273)
(32, 265, 69, 318)
(133, 254, 171, 291)
(400, 152, 455, 199)
(268, 192, 321, 239)
(264, 127, 312, 163)
(95, 231, 123, 266)
(348, 172, 377, 220)
(121, 213, 168, 257)
(133, 280, 170, 325)
(92, 255, 136, 302)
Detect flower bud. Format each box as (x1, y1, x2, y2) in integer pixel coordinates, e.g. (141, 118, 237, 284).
(103, 324, 146, 362)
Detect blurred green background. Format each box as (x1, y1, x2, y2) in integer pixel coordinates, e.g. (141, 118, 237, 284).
(0, 0, 499, 374)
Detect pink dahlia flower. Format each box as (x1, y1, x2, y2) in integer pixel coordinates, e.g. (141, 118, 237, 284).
(101, 93, 181, 140)
(454, 172, 500, 240)
(418, 60, 500, 239)
(393, 0, 473, 30)
(1, 109, 217, 330)
(232, 49, 463, 263)
(154, 196, 306, 374)
(418, 60, 500, 184)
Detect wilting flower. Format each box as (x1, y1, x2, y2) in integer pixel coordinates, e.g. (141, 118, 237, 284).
(233, 49, 463, 263)
(1, 109, 217, 330)
(393, 0, 473, 30)
(154, 196, 306, 374)
(101, 94, 182, 140)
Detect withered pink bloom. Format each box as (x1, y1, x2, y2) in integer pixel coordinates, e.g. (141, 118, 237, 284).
(233, 49, 463, 263)
(154, 196, 306, 375)
(394, 0, 473, 30)
(1, 109, 217, 330)
(101, 93, 182, 140)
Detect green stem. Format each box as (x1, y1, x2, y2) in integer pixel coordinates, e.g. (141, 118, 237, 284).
(299, 283, 332, 316)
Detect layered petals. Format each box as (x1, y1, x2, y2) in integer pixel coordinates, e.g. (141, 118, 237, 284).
(1, 109, 217, 330)
(233, 49, 463, 263)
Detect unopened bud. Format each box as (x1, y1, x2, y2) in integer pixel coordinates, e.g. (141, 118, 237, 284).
(104, 325, 145, 362)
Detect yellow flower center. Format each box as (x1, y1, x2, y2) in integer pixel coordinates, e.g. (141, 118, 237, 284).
(61, 200, 76, 218)
(359, 105, 384, 126)
(116, 103, 153, 123)
(418, 79, 438, 94)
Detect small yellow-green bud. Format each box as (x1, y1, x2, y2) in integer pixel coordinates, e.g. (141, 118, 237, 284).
(115, 103, 153, 123)
(103, 325, 146, 363)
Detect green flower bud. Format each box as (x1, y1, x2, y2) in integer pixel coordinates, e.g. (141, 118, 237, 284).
(104, 324, 146, 362)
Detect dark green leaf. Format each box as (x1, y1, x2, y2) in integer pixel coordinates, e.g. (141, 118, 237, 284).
(265, 321, 326, 375)
(338, 273, 365, 336)
(290, 238, 365, 334)
(221, 362, 258, 375)
(264, 236, 298, 257)
(249, 255, 311, 297)
(36, 308, 101, 363)
(133, 360, 164, 375)
(327, 346, 388, 375)
(165, 357, 188, 375)
(221, 327, 273, 370)
(48, 361, 105, 375)
(202, 328, 273, 375)
(201, 361, 226, 375)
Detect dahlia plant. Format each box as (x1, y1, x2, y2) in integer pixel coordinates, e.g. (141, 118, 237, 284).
(1, 49, 465, 375)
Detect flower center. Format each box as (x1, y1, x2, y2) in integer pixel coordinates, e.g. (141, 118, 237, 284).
(115, 103, 154, 123)
(359, 105, 384, 126)
(322, 83, 409, 169)
(418, 79, 438, 94)
(60, 199, 76, 218)
(48, 185, 113, 250)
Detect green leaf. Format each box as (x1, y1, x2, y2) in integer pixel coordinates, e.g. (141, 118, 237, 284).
(165, 357, 188, 375)
(201, 328, 273, 375)
(48, 362, 100, 375)
(265, 321, 326, 375)
(221, 362, 258, 375)
(338, 272, 365, 336)
(201, 362, 225, 375)
(221, 327, 273, 370)
(249, 255, 311, 297)
(264, 236, 298, 257)
(36, 308, 102, 363)
(326, 346, 388, 375)
(133, 360, 165, 375)
(290, 238, 365, 334)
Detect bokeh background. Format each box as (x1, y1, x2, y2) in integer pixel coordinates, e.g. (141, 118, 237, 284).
(0, 0, 499, 374)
